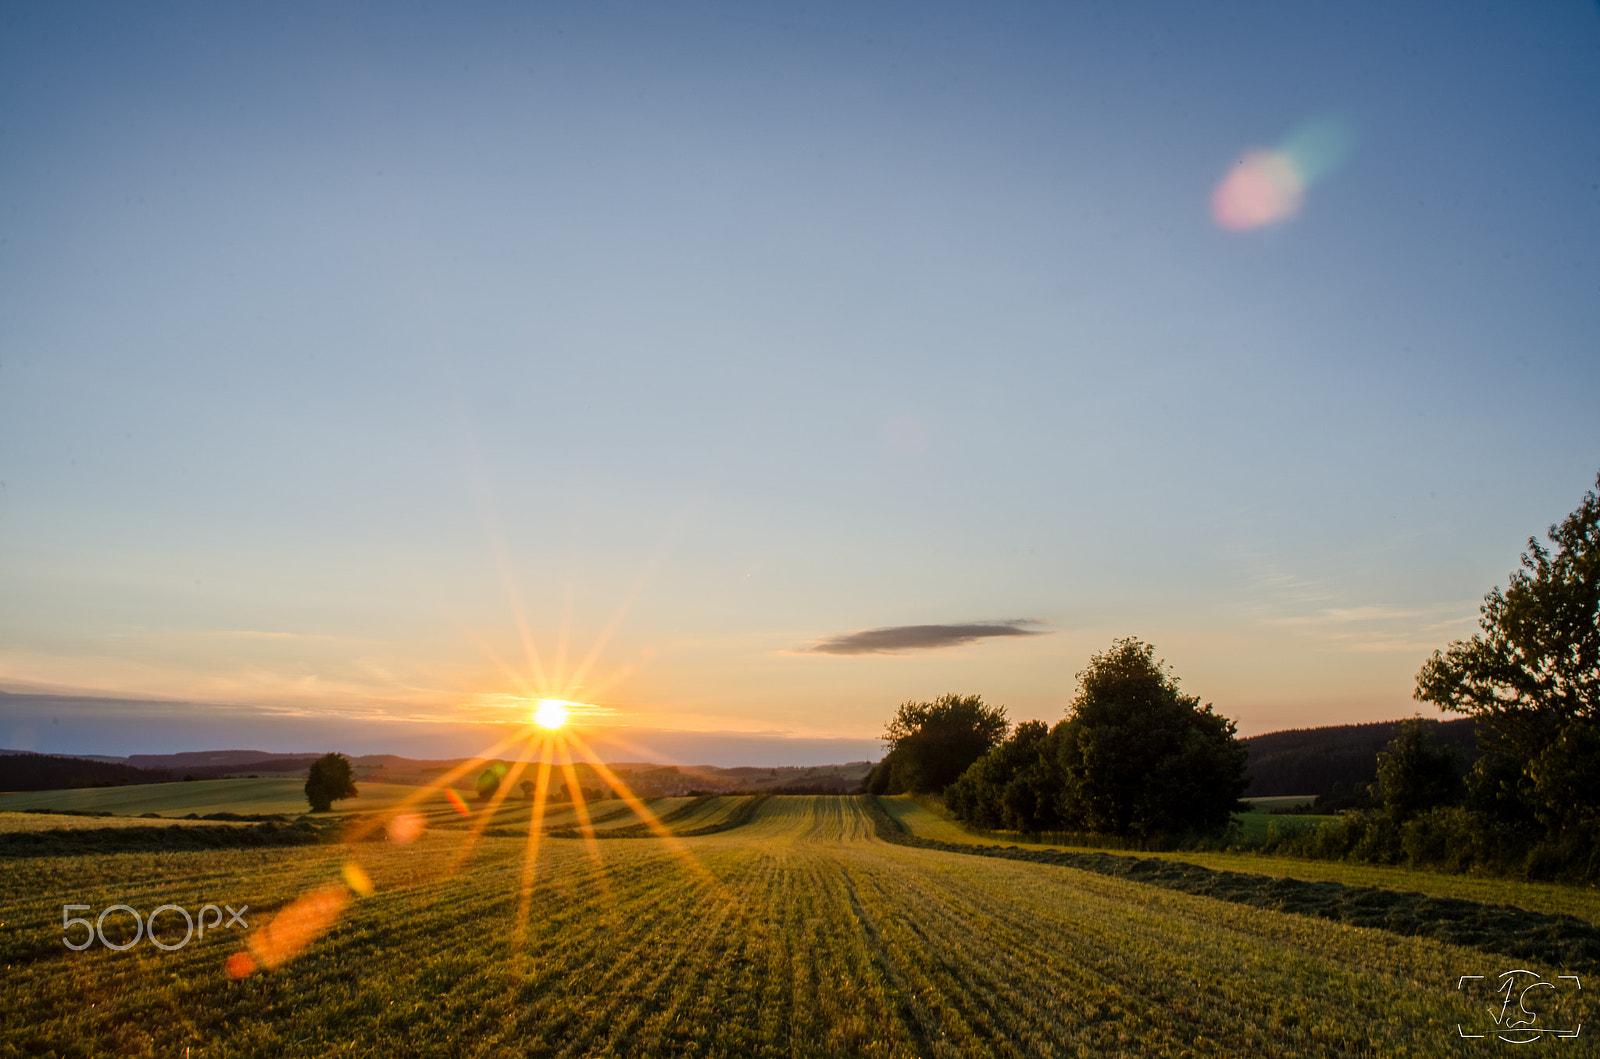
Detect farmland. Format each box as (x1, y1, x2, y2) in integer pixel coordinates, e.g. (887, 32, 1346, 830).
(881, 798, 1600, 922)
(1, 796, 1592, 1057)
(0, 778, 434, 818)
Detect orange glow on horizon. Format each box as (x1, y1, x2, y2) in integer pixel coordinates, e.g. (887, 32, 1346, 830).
(219, 511, 703, 980)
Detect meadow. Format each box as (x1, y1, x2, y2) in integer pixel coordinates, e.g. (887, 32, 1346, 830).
(1, 795, 1593, 1057)
(0, 779, 432, 818)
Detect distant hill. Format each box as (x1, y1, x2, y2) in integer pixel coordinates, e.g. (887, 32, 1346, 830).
(126, 750, 318, 769)
(10, 726, 1491, 803)
(0, 752, 179, 791)
(1242, 718, 1478, 798)
(1, 748, 875, 796)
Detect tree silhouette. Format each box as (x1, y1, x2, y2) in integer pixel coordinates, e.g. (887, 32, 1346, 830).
(1415, 471, 1600, 829)
(304, 752, 359, 813)
(1372, 718, 1464, 821)
(947, 639, 1248, 838)
(1052, 638, 1247, 837)
(867, 693, 1009, 794)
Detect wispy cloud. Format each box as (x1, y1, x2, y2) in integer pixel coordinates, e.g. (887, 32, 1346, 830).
(802, 620, 1050, 656)
(1259, 602, 1478, 654)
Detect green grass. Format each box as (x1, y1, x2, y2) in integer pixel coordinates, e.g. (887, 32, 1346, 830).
(1243, 795, 1318, 812)
(883, 796, 1600, 924)
(0, 811, 253, 833)
(1232, 808, 1338, 843)
(0, 778, 440, 817)
(3, 796, 1592, 1056)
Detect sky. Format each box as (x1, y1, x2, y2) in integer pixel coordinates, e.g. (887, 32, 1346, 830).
(3, 1, 1599, 764)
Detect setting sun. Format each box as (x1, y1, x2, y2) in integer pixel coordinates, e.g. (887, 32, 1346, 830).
(533, 699, 571, 730)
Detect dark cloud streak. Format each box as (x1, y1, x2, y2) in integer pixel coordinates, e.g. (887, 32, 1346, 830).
(805, 620, 1049, 655)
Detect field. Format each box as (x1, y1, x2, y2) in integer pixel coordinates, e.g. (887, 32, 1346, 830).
(1, 795, 1594, 1057)
(882, 797, 1600, 922)
(0, 779, 436, 818)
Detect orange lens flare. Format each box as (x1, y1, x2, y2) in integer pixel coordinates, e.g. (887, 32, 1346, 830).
(342, 861, 375, 897)
(388, 811, 425, 844)
(220, 697, 723, 980)
(231, 883, 349, 976)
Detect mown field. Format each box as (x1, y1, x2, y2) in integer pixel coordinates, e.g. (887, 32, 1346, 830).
(881, 798, 1600, 923)
(0, 778, 436, 817)
(0, 779, 716, 835)
(1, 796, 1592, 1057)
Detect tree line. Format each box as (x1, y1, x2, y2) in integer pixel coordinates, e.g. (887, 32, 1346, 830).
(862, 471, 1600, 878)
(863, 641, 1250, 839)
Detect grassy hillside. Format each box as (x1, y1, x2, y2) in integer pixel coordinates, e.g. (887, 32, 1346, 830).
(0, 812, 252, 833)
(3, 796, 1591, 1056)
(0, 778, 440, 817)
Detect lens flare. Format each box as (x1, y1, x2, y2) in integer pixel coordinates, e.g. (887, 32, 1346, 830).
(1213, 149, 1304, 230)
(1212, 115, 1353, 231)
(387, 811, 424, 844)
(231, 884, 350, 976)
(217, 505, 716, 982)
(342, 861, 375, 897)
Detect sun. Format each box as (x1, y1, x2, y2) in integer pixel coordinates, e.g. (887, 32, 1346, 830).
(532, 699, 571, 730)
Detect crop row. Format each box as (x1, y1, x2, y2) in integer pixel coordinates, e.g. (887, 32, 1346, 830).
(0, 797, 1581, 1057)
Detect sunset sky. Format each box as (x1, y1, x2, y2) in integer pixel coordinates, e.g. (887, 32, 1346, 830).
(3, 2, 1599, 763)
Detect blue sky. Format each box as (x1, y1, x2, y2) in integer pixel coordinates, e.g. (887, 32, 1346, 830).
(3, 2, 1598, 761)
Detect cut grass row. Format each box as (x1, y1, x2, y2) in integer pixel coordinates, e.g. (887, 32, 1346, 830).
(871, 796, 1600, 971)
(543, 794, 771, 839)
(882, 797, 1600, 925)
(2, 797, 1583, 1057)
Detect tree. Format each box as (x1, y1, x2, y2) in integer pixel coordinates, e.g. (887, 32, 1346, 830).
(304, 753, 358, 813)
(944, 639, 1248, 837)
(869, 693, 1009, 794)
(1051, 638, 1247, 837)
(945, 720, 1057, 831)
(1415, 471, 1600, 828)
(1372, 718, 1464, 821)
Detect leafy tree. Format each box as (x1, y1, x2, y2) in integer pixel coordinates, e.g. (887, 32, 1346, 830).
(1525, 722, 1600, 831)
(946, 721, 1054, 829)
(1372, 717, 1464, 821)
(1051, 638, 1247, 837)
(304, 752, 358, 813)
(1415, 472, 1600, 828)
(871, 693, 1009, 794)
(945, 639, 1248, 838)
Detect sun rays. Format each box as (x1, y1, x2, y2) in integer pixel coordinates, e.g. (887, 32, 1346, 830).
(224, 713, 717, 979)
(218, 449, 734, 980)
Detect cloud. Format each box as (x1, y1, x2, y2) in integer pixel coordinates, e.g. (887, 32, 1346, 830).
(803, 620, 1050, 656)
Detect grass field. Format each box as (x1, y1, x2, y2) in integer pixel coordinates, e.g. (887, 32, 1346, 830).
(1243, 796, 1318, 811)
(0, 811, 252, 833)
(881, 797, 1600, 925)
(0, 779, 716, 836)
(2, 795, 1591, 1057)
(0, 778, 442, 817)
